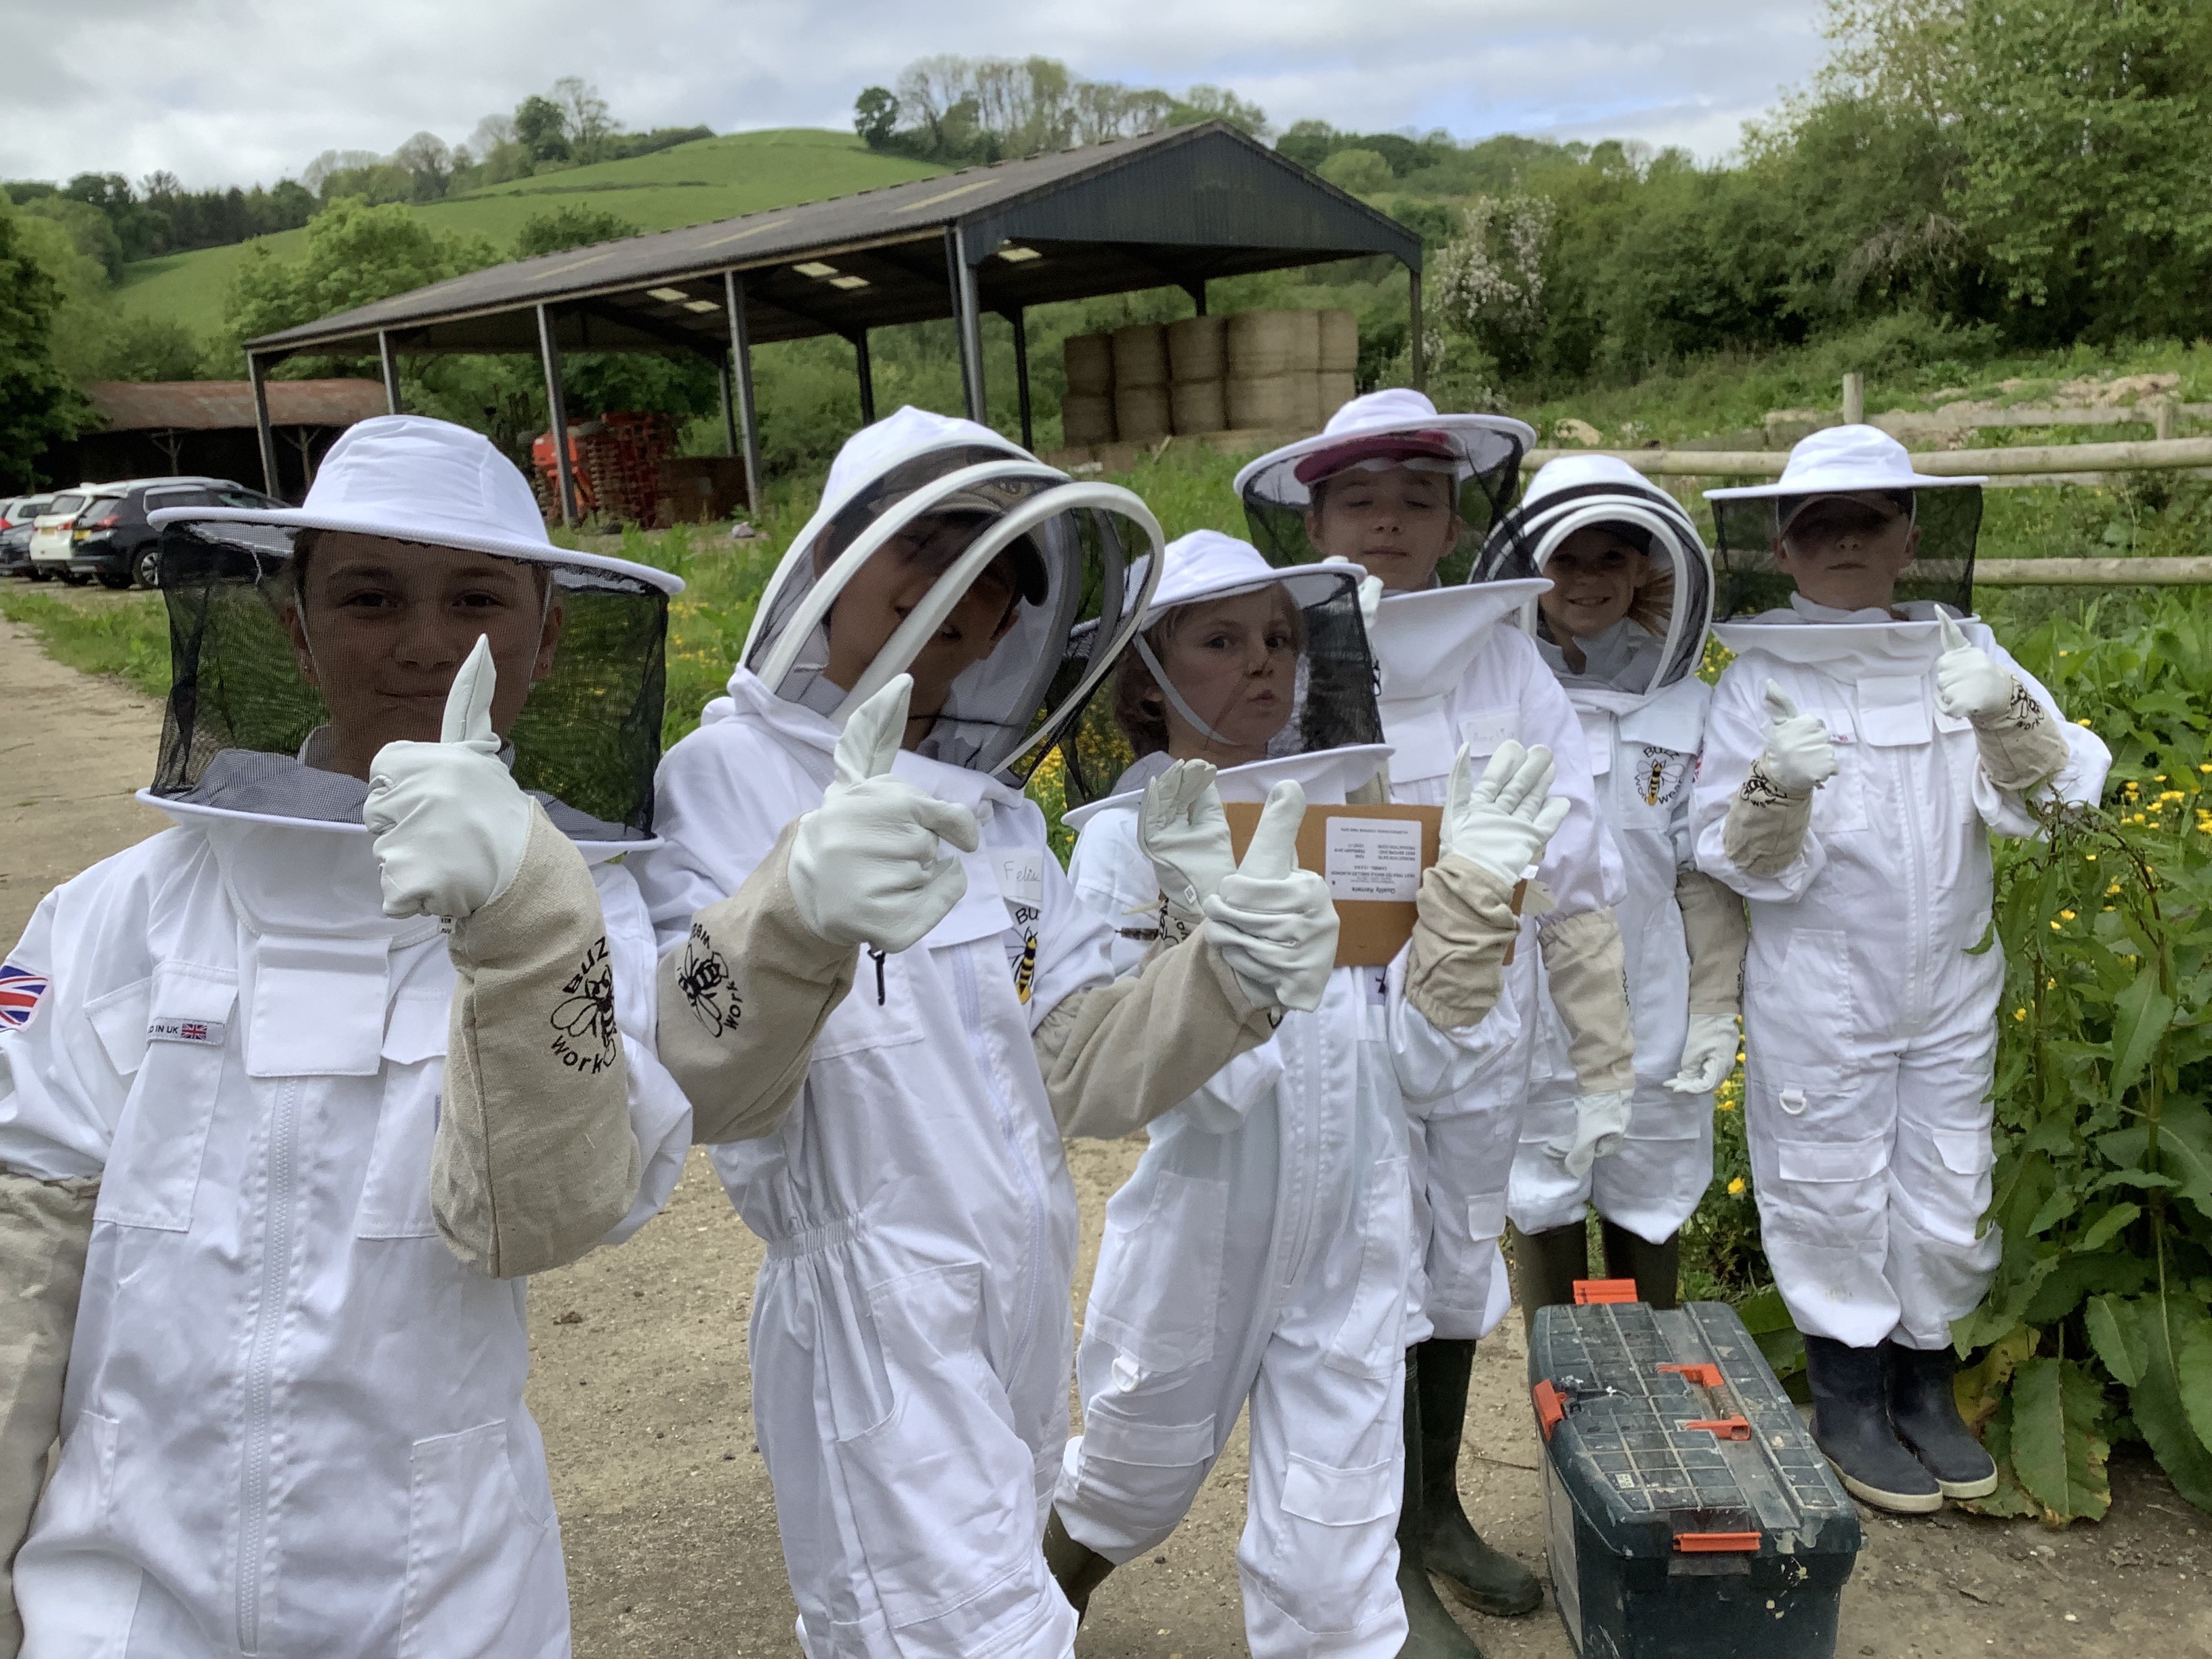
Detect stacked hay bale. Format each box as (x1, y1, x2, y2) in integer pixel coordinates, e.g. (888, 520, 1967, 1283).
(1318, 310, 1358, 422)
(1062, 333, 1115, 447)
(1111, 323, 1172, 443)
(1166, 315, 1229, 435)
(1225, 310, 1319, 432)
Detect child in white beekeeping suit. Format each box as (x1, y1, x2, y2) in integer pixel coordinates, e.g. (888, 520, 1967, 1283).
(0, 415, 703, 1656)
(1475, 456, 1748, 1317)
(635, 408, 1340, 1659)
(1692, 425, 2110, 1515)
(1041, 531, 1571, 1659)
(1239, 389, 1633, 1658)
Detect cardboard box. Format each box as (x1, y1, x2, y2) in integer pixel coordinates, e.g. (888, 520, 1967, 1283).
(1222, 801, 1443, 967)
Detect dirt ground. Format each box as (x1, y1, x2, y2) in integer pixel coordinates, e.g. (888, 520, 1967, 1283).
(5, 602, 2209, 1659)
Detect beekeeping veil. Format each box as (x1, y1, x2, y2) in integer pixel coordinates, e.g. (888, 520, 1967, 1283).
(1233, 388, 1534, 584)
(740, 406, 1159, 784)
(1704, 425, 1984, 623)
(1477, 453, 1713, 707)
(1057, 531, 1387, 811)
(142, 415, 678, 843)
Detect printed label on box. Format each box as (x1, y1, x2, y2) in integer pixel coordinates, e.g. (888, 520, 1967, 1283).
(1324, 817, 1425, 903)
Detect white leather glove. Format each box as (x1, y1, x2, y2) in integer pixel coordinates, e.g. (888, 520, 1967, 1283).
(1357, 573, 1385, 632)
(1664, 1011, 1739, 1095)
(1759, 682, 1838, 794)
(365, 635, 533, 921)
(787, 674, 982, 952)
(1200, 780, 1338, 1013)
(1547, 1088, 1634, 1179)
(1138, 758, 1235, 944)
(1935, 612, 2016, 722)
(1443, 739, 1572, 883)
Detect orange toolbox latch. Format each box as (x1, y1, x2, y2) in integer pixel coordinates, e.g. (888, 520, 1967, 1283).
(1674, 1532, 1762, 1554)
(1572, 1278, 1640, 1305)
(1682, 1417, 1753, 1441)
(1658, 1362, 1726, 1390)
(1532, 1380, 1567, 1441)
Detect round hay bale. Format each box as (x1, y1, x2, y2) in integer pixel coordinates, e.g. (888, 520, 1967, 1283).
(1115, 384, 1172, 443)
(1167, 315, 1228, 383)
(1226, 373, 1305, 432)
(1063, 333, 1113, 396)
(1227, 310, 1303, 378)
(1319, 310, 1359, 373)
(1319, 371, 1359, 422)
(1062, 393, 1116, 447)
(1111, 323, 1170, 389)
(1292, 371, 1324, 429)
(1170, 380, 1227, 435)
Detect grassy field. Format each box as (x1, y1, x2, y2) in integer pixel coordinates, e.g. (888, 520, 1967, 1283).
(112, 128, 947, 337)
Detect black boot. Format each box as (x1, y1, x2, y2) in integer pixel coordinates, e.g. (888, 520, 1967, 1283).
(1042, 1509, 1117, 1622)
(1395, 1346, 1486, 1659)
(1885, 1340, 1998, 1500)
(1416, 1338, 1543, 1617)
(1599, 1220, 1681, 1311)
(1801, 1335, 1942, 1514)
(1513, 1223, 1589, 1344)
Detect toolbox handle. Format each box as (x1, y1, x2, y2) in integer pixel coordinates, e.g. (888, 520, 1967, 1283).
(1658, 1362, 1725, 1389)
(1674, 1532, 1763, 1554)
(1682, 1417, 1753, 1441)
(1572, 1278, 1640, 1305)
(1532, 1380, 1566, 1441)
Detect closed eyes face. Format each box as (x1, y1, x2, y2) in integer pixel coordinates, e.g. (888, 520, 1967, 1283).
(1154, 588, 1300, 764)
(1304, 466, 1460, 590)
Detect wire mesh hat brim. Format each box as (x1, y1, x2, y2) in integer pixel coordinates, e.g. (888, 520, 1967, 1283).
(1057, 572, 1385, 811)
(1710, 486, 1982, 621)
(149, 522, 670, 838)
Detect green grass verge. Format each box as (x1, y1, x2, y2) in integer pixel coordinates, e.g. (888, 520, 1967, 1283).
(0, 588, 171, 699)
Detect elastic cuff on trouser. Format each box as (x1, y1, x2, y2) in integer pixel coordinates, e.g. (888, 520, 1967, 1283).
(1240, 1545, 1408, 1659)
(1054, 1437, 1210, 1565)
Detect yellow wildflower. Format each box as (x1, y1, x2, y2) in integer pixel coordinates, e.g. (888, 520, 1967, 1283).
(2014, 1007, 2028, 1021)
(2060, 909, 2076, 921)
(1727, 1177, 1746, 1196)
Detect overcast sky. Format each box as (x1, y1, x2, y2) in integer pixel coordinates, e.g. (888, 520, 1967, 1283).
(2, 0, 1828, 190)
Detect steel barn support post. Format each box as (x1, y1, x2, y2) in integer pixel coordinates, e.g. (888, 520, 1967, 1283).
(1010, 309, 1033, 453)
(377, 331, 401, 415)
(723, 271, 764, 513)
(718, 357, 739, 459)
(535, 304, 578, 528)
(947, 228, 987, 426)
(855, 331, 876, 427)
(247, 352, 281, 498)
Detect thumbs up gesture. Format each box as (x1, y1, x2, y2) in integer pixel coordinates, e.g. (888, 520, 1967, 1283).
(1759, 680, 1838, 795)
(1933, 610, 2015, 724)
(1443, 740, 1572, 883)
(365, 636, 537, 920)
(787, 673, 982, 953)
(1199, 781, 1338, 1013)
(1138, 759, 1236, 943)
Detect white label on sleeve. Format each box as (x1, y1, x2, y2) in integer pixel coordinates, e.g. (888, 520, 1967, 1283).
(1324, 817, 1424, 903)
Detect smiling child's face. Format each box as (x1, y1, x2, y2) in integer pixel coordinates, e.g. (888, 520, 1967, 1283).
(1771, 491, 1921, 612)
(1303, 465, 1462, 591)
(1539, 526, 1651, 642)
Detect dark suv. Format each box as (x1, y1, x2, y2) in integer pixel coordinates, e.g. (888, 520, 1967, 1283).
(0, 494, 53, 576)
(58, 477, 282, 589)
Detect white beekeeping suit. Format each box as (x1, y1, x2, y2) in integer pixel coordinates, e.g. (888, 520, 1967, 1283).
(1693, 425, 2110, 1515)
(0, 417, 694, 1658)
(1239, 391, 1630, 1649)
(636, 411, 1338, 1659)
(1479, 455, 1747, 1312)
(1042, 534, 1560, 1659)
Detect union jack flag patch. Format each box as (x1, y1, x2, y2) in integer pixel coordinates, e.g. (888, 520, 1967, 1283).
(0, 964, 49, 1029)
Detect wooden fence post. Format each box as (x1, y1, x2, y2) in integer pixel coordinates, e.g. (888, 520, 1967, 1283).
(1842, 371, 1865, 426)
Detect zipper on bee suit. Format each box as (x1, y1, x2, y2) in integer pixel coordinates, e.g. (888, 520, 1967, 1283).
(954, 947, 1044, 1377)
(237, 1078, 302, 1654)
(1274, 1009, 1325, 1290)
(1893, 745, 1930, 1027)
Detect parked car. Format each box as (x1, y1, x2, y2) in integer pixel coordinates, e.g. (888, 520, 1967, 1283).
(0, 494, 54, 577)
(28, 477, 282, 589)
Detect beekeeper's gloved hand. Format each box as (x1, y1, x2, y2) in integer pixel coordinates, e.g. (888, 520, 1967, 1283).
(1202, 781, 1338, 1013)
(1548, 1088, 1634, 1178)
(1759, 682, 1837, 794)
(1357, 572, 1385, 633)
(366, 635, 534, 921)
(1935, 611, 2017, 723)
(788, 674, 981, 953)
(1138, 758, 1235, 944)
(1443, 740, 1572, 883)
(1666, 1012, 1739, 1094)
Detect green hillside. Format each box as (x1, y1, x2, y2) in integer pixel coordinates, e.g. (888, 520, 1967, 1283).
(114, 128, 947, 335)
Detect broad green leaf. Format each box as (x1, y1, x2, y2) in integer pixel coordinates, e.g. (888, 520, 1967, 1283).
(2086, 1294, 2146, 1388)
(2076, 1204, 2141, 1254)
(1954, 1323, 2036, 1432)
(2109, 966, 2175, 1097)
(2098, 1126, 2150, 1171)
(2176, 1306, 2212, 1456)
(2026, 1188, 2078, 1236)
(2156, 1101, 2212, 1220)
(2123, 1296, 2212, 1513)
(1733, 1284, 1793, 1335)
(2022, 1250, 2149, 1326)
(2009, 1357, 2112, 1523)
(1963, 1401, 2040, 1520)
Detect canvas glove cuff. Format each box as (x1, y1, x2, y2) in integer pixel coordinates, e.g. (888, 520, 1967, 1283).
(1936, 614, 2070, 793)
(1723, 681, 1832, 878)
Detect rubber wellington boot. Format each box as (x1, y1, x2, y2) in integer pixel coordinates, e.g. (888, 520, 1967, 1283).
(1599, 1220, 1681, 1311)
(1513, 1223, 1589, 1344)
(1416, 1338, 1544, 1617)
(1395, 1347, 1486, 1659)
(1042, 1509, 1117, 1622)
(1801, 1334, 1942, 1514)
(1885, 1340, 1999, 1500)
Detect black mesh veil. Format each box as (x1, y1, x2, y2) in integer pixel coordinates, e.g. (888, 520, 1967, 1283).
(1239, 443, 1528, 588)
(150, 520, 670, 838)
(1057, 559, 1385, 810)
(1709, 486, 1982, 621)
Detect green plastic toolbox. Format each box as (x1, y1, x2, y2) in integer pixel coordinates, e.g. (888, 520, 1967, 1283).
(1528, 1286, 1863, 1658)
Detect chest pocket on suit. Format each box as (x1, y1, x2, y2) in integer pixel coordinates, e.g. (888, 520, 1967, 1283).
(94, 964, 237, 1232)
(357, 990, 449, 1240)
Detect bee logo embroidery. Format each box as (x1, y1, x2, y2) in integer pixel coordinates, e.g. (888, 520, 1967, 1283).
(550, 937, 619, 1073)
(1639, 746, 1693, 810)
(1645, 754, 1668, 806)
(1012, 931, 1038, 1004)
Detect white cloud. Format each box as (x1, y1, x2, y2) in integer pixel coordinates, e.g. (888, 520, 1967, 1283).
(0, 0, 1826, 188)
